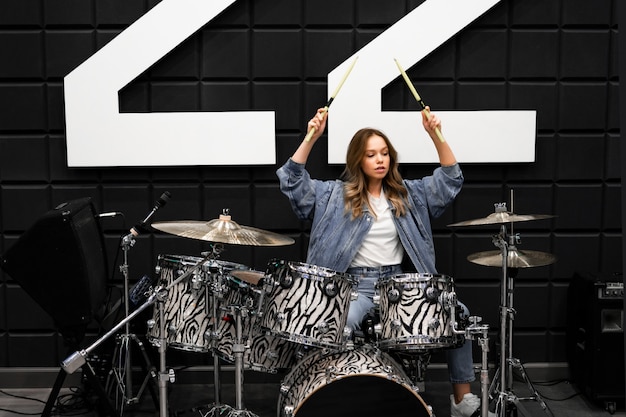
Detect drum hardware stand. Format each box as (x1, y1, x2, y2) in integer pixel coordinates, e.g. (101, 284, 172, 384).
(393, 351, 431, 393)
(449, 293, 492, 417)
(194, 245, 237, 417)
(62, 254, 211, 417)
(487, 219, 555, 417)
(106, 231, 158, 413)
(201, 303, 259, 417)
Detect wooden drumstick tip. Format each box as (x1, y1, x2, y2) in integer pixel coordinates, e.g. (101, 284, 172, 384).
(304, 57, 358, 143)
(395, 58, 445, 143)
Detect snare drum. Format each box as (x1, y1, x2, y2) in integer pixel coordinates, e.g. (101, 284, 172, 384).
(277, 344, 431, 417)
(214, 269, 301, 373)
(147, 254, 249, 352)
(375, 273, 462, 351)
(260, 261, 357, 350)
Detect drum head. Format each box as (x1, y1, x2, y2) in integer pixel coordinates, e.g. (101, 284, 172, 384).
(295, 376, 430, 417)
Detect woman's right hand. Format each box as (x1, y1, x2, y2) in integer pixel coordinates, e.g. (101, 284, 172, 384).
(306, 107, 328, 143)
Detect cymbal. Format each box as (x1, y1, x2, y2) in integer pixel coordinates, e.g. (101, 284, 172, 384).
(447, 211, 555, 227)
(152, 214, 295, 247)
(467, 248, 557, 268)
(231, 270, 265, 285)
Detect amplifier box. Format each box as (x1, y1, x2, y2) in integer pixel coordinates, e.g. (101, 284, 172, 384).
(567, 272, 625, 412)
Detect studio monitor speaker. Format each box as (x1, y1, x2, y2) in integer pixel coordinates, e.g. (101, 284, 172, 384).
(567, 272, 625, 409)
(1, 198, 108, 334)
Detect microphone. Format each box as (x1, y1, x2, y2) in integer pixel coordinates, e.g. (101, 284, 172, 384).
(130, 191, 171, 236)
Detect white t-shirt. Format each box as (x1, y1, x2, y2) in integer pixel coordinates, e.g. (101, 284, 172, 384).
(350, 190, 404, 267)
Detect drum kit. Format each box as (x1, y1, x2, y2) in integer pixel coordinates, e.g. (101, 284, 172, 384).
(60, 193, 558, 417)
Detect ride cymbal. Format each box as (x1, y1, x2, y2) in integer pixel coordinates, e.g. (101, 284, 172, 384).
(467, 248, 556, 268)
(448, 211, 555, 227)
(152, 214, 295, 246)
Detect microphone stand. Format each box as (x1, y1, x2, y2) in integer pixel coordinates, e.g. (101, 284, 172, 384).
(105, 231, 158, 413)
(62, 253, 211, 417)
(106, 192, 171, 413)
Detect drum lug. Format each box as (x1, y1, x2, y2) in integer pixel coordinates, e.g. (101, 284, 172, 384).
(316, 321, 329, 334)
(352, 289, 360, 301)
(428, 317, 441, 331)
(323, 278, 338, 297)
(391, 319, 401, 330)
(168, 323, 177, 334)
(325, 365, 338, 382)
(275, 312, 286, 323)
(425, 286, 439, 303)
(282, 405, 294, 417)
(387, 286, 402, 303)
(279, 271, 294, 289)
(146, 319, 155, 330)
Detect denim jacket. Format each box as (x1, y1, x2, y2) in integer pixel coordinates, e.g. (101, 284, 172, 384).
(276, 158, 463, 273)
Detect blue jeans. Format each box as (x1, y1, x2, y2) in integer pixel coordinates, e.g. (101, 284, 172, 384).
(346, 265, 475, 384)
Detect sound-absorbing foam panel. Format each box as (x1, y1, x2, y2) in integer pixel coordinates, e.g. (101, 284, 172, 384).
(0, 198, 108, 332)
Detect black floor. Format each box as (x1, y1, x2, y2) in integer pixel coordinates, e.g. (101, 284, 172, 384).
(1, 352, 624, 417)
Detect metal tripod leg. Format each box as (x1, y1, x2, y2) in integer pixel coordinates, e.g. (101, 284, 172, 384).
(508, 358, 554, 417)
(200, 305, 258, 417)
(106, 332, 158, 413)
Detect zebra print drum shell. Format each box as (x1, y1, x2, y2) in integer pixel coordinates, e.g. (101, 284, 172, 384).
(215, 271, 301, 373)
(260, 261, 356, 349)
(277, 345, 431, 417)
(375, 273, 462, 351)
(147, 254, 249, 352)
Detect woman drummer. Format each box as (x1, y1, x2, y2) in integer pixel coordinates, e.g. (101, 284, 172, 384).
(276, 107, 486, 417)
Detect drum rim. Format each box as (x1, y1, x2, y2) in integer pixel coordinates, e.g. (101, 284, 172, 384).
(376, 272, 453, 285)
(277, 345, 430, 416)
(287, 261, 357, 283)
(158, 253, 250, 270)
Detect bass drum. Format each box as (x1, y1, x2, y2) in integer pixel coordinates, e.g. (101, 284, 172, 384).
(277, 345, 431, 417)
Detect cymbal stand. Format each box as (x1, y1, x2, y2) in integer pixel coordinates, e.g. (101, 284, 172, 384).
(107, 232, 157, 413)
(488, 219, 554, 417)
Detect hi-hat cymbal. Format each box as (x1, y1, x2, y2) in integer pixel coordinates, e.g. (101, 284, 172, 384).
(467, 248, 557, 268)
(152, 214, 295, 246)
(448, 211, 555, 227)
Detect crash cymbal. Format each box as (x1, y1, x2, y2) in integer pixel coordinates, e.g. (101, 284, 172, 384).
(467, 248, 557, 268)
(152, 214, 295, 246)
(448, 211, 555, 227)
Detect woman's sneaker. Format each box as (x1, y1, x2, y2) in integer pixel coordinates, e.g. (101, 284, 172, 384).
(450, 393, 481, 417)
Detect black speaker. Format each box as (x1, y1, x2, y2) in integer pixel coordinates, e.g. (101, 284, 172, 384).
(0, 198, 108, 336)
(567, 272, 625, 409)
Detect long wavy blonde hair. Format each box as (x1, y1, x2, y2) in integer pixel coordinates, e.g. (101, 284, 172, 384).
(341, 128, 408, 219)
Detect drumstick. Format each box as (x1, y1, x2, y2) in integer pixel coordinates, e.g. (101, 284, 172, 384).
(304, 56, 359, 142)
(394, 58, 445, 143)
